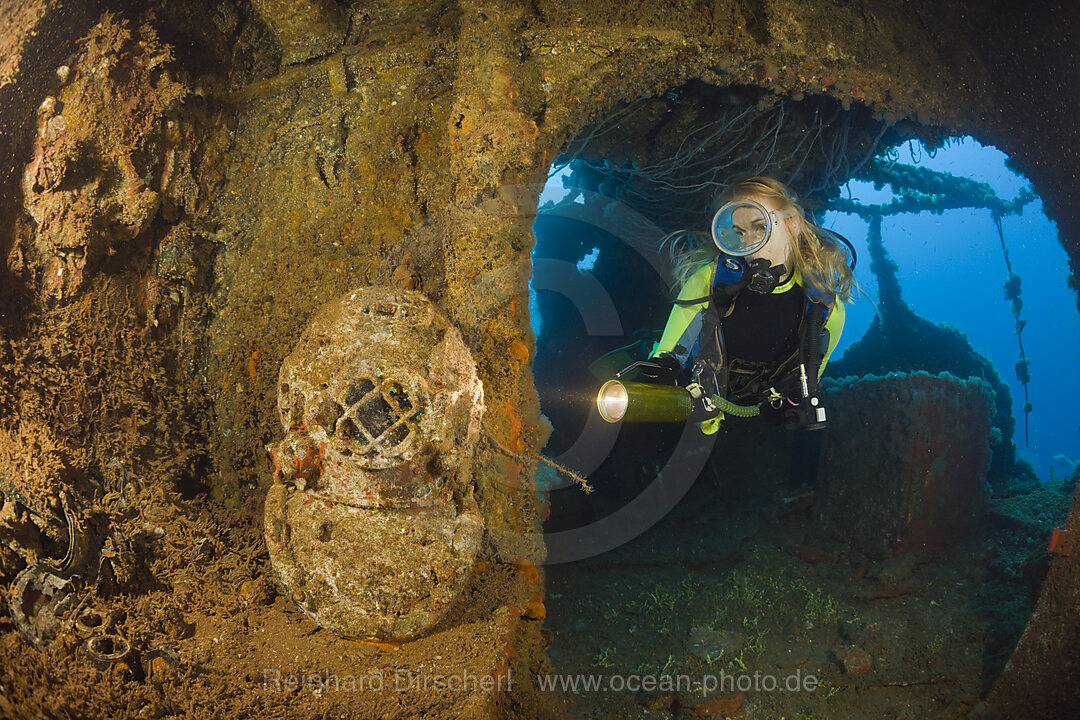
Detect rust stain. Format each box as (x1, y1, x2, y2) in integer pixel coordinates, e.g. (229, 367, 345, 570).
(509, 338, 529, 364)
(1049, 528, 1073, 557)
(501, 457, 524, 490)
(247, 347, 260, 384)
(504, 397, 524, 453)
(515, 559, 539, 585)
(524, 592, 545, 620)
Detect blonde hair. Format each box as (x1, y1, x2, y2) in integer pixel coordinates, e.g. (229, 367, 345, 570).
(665, 176, 854, 305)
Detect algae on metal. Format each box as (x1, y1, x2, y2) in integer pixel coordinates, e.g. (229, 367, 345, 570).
(265, 286, 485, 640)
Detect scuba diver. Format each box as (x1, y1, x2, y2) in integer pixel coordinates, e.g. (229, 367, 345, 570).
(597, 176, 856, 436)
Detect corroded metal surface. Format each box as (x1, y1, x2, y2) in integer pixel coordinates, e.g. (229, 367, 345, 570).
(264, 286, 485, 640)
(265, 486, 483, 640)
(816, 372, 995, 559)
(248, 0, 345, 65)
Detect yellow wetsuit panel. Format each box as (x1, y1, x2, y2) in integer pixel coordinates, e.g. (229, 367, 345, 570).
(820, 295, 844, 374)
(653, 263, 713, 357)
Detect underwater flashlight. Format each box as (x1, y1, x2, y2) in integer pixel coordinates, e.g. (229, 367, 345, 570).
(596, 379, 693, 423)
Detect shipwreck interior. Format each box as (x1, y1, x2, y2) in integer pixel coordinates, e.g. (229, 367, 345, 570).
(531, 86, 1071, 719)
(1, 1, 1079, 719)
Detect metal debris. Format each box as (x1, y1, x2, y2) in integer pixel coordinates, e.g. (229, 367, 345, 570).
(188, 537, 215, 563)
(74, 608, 107, 638)
(142, 646, 182, 679)
(85, 632, 135, 677)
(7, 493, 90, 650)
(6, 492, 129, 652)
(9, 564, 80, 650)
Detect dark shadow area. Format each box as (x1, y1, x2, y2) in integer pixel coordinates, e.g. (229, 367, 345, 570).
(532, 210, 681, 531)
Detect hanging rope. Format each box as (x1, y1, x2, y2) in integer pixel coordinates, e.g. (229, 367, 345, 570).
(995, 211, 1033, 445)
(552, 88, 890, 232)
(830, 160, 1038, 447)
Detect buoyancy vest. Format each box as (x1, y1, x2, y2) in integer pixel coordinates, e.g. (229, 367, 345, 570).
(653, 255, 844, 405)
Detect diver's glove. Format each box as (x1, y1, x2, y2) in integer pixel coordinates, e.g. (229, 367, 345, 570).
(686, 383, 723, 424)
(689, 384, 724, 436)
(640, 352, 683, 384)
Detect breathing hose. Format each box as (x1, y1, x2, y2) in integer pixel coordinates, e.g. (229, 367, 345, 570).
(711, 394, 761, 417)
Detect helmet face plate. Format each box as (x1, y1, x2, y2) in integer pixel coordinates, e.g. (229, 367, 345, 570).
(711, 199, 775, 256)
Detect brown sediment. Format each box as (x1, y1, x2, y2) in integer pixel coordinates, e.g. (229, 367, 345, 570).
(0, 0, 1077, 718)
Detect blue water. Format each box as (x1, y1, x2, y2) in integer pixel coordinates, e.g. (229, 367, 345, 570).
(823, 137, 1080, 479)
(532, 137, 1080, 480)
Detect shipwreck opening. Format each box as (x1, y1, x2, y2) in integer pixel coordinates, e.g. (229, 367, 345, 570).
(533, 81, 919, 532)
(530, 83, 1075, 719)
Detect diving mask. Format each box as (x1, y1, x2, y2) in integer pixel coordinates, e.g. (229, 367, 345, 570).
(710, 199, 790, 256)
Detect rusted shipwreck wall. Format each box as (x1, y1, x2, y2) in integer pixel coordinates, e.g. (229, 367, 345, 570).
(0, 0, 1078, 717)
